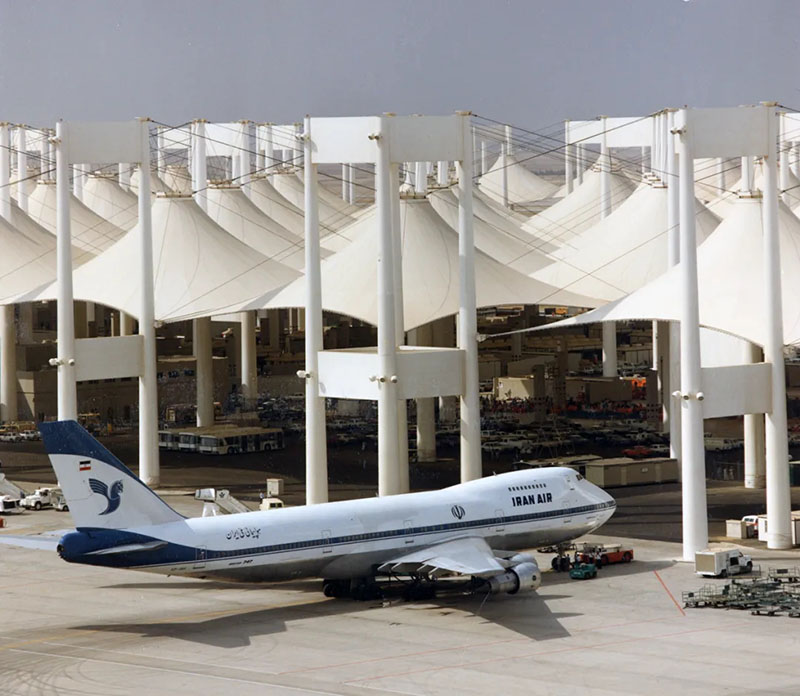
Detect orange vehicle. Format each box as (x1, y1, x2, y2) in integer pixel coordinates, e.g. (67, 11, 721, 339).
(575, 543, 633, 567)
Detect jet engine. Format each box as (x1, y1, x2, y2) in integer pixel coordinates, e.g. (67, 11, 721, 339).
(485, 554, 541, 595)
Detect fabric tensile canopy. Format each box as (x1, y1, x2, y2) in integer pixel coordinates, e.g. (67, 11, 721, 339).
(427, 189, 553, 274)
(0, 215, 64, 303)
(128, 167, 172, 199)
(18, 194, 300, 323)
(536, 196, 800, 347)
(205, 183, 332, 271)
(247, 175, 356, 252)
(520, 168, 637, 249)
(532, 183, 720, 303)
(81, 174, 139, 231)
(27, 180, 126, 255)
(162, 165, 193, 195)
(478, 152, 557, 205)
(270, 172, 356, 232)
(8, 200, 94, 267)
(248, 198, 595, 331)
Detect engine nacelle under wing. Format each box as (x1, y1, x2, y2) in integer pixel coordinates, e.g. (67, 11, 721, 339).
(485, 558, 541, 595)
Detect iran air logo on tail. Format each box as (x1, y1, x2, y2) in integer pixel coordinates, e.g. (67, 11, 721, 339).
(88, 478, 124, 515)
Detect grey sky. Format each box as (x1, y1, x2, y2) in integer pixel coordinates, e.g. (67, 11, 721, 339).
(0, 0, 797, 131)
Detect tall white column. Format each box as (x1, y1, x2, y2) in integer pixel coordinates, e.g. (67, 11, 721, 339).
(676, 113, 709, 560)
(191, 120, 207, 212)
(391, 163, 409, 494)
(137, 119, 159, 487)
(743, 342, 766, 489)
(741, 156, 754, 194)
(501, 143, 509, 208)
(505, 124, 513, 156)
(72, 164, 86, 201)
(120, 312, 134, 336)
(715, 157, 725, 197)
(256, 124, 265, 174)
(415, 161, 428, 195)
(303, 116, 328, 504)
(666, 109, 681, 466)
(577, 143, 584, 185)
(156, 126, 166, 176)
(55, 122, 77, 420)
(118, 163, 131, 189)
(792, 142, 800, 179)
(641, 146, 647, 176)
(650, 114, 657, 174)
(472, 127, 479, 177)
(481, 141, 487, 180)
(653, 113, 662, 181)
(0, 123, 16, 422)
(341, 163, 348, 200)
(564, 120, 573, 195)
(348, 163, 355, 204)
(238, 120, 251, 195)
(194, 317, 214, 427)
(437, 161, 448, 186)
(264, 123, 274, 179)
(376, 116, 401, 496)
(600, 116, 617, 378)
(413, 323, 436, 462)
(779, 112, 790, 205)
(240, 310, 257, 408)
(17, 127, 28, 213)
(762, 104, 792, 550)
(457, 112, 481, 483)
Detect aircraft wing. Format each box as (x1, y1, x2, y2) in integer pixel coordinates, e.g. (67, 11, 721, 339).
(377, 536, 507, 578)
(0, 533, 60, 551)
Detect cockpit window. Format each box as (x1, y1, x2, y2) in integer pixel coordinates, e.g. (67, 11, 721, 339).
(576, 474, 583, 481)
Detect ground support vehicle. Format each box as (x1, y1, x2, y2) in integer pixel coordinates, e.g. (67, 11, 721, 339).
(695, 549, 753, 578)
(20, 487, 63, 511)
(576, 543, 633, 567)
(0, 495, 21, 513)
(569, 563, 597, 580)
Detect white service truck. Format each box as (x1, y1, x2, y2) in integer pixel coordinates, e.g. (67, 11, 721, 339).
(695, 549, 753, 577)
(20, 487, 68, 511)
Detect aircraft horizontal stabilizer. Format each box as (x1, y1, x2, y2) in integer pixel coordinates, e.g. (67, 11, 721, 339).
(85, 540, 168, 556)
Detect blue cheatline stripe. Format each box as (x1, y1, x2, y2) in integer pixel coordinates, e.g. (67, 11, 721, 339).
(79, 500, 616, 570)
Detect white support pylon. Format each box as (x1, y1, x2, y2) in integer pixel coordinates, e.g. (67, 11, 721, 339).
(565, 120, 573, 195)
(666, 109, 681, 467)
(192, 120, 207, 212)
(17, 127, 28, 213)
(743, 342, 766, 489)
(457, 112, 481, 483)
(761, 104, 792, 550)
(392, 162, 409, 494)
(599, 116, 617, 378)
(302, 116, 328, 505)
(0, 122, 16, 422)
(437, 160, 448, 187)
(137, 118, 159, 487)
(264, 123, 274, 179)
(676, 111, 709, 561)
(779, 112, 790, 206)
(194, 316, 214, 427)
(376, 116, 401, 496)
(240, 310, 257, 409)
(55, 122, 77, 420)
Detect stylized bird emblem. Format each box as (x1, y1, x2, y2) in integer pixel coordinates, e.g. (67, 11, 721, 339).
(88, 478, 124, 515)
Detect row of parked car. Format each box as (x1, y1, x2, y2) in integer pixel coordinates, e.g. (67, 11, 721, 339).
(0, 429, 41, 443)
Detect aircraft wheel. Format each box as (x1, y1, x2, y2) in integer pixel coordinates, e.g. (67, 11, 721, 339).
(34, 502, 42, 511)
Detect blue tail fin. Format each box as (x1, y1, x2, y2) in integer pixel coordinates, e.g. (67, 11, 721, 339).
(39, 420, 183, 530)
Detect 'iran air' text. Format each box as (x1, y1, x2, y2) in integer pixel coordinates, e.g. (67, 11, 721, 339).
(511, 492, 553, 507)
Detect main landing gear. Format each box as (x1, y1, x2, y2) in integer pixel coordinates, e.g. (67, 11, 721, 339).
(322, 578, 384, 601)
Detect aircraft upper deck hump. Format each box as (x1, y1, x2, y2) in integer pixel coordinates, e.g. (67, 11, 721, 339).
(39, 420, 183, 531)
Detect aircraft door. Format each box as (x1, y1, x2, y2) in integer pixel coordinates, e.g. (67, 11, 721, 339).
(495, 509, 505, 533)
(321, 529, 332, 554)
(194, 546, 207, 568)
(403, 520, 414, 544)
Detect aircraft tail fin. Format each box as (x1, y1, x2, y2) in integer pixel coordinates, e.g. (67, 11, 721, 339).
(38, 420, 183, 530)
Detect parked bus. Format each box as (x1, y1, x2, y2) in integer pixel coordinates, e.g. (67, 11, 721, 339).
(198, 427, 284, 455)
(157, 430, 181, 450)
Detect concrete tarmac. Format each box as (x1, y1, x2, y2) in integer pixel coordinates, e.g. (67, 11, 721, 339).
(2, 500, 800, 695)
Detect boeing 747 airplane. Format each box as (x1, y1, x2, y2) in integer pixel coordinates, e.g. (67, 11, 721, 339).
(7, 421, 616, 599)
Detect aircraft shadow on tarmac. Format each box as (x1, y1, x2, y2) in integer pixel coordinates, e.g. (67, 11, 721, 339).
(83, 577, 584, 646)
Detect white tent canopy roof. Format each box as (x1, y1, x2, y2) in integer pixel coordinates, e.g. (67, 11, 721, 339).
(270, 172, 356, 232)
(81, 174, 139, 231)
(129, 166, 172, 198)
(427, 189, 553, 274)
(478, 152, 557, 205)
(249, 198, 594, 330)
(18, 194, 300, 323)
(8, 200, 94, 267)
(532, 183, 720, 303)
(520, 168, 637, 249)
(162, 165, 192, 195)
(0, 215, 63, 303)
(205, 183, 331, 271)
(536, 197, 800, 347)
(27, 180, 126, 255)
